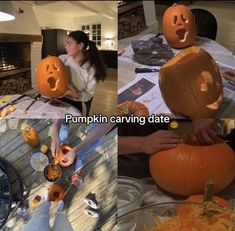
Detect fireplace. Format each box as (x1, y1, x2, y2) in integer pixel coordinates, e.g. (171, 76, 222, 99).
(0, 34, 42, 95)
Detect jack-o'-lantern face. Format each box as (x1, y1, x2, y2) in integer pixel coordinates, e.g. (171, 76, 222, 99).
(37, 56, 68, 98)
(159, 46, 223, 118)
(163, 4, 197, 48)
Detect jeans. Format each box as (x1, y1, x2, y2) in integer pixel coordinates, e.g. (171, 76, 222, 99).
(22, 201, 73, 231)
(59, 122, 105, 171)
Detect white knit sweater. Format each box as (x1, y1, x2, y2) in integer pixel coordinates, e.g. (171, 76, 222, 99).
(59, 54, 97, 102)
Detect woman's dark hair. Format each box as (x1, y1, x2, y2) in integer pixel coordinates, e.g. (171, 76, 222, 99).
(68, 30, 106, 81)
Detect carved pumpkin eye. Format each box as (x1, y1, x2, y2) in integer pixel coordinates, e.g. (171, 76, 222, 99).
(53, 63, 59, 71)
(173, 15, 178, 25)
(197, 71, 213, 92)
(181, 14, 188, 23)
(46, 64, 49, 72)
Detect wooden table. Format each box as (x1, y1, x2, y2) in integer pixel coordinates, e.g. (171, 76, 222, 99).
(0, 119, 117, 231)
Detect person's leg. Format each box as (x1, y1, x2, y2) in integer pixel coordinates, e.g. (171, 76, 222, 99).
(22, 201, 51, 231)
(53, 201, 73, 231)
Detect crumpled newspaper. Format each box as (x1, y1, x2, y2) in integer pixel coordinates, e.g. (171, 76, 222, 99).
(131, 34, 174, 66)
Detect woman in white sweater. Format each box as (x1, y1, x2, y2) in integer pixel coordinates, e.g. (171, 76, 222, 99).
(58, 30, 106, 113)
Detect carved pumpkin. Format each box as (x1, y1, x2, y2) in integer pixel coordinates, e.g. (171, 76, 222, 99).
(117, 100, 149, 116)
(48, 184, 65, 202)
(159, 46, 223, 118)
(37, 56, 69, 98)
(163, 3, 197, 48)
(149, 135, 235, 196)
(54, 144, 73, 168)
(22, 125, 40, 147)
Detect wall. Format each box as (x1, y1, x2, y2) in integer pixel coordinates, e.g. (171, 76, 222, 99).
(0, 1, 41, 35)
(33, 5, 117, 50)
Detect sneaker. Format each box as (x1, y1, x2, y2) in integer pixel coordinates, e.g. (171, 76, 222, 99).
(84, 192, 98, 209)
(84, 207, 99, 218)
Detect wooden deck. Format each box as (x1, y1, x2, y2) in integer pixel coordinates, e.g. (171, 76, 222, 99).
(0, 119, 117, 231)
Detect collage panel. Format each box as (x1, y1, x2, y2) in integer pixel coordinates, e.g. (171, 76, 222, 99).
(0, 1, 118, 231)
(117, 118, 235, 230)
(0, 119, 117, 231)
(0, 1, 117, 118)
(117, 1, 235, 231)
(118, 1, 235, 119)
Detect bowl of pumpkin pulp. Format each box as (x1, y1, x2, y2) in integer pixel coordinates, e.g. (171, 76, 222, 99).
(117, 201, 235, 231)
(44, 163, 62, 182)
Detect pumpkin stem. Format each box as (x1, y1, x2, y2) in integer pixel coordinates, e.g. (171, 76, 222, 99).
(172, 3, 178, 7)
(203, 180, 215, 202)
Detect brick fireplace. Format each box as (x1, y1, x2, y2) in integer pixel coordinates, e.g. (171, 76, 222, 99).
(0, 34, 42, 95)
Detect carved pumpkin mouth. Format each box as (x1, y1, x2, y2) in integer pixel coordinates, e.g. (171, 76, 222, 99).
(206, 94, 223, 110)
(176, 29, 188, 42)
(47, 77, 58, 90)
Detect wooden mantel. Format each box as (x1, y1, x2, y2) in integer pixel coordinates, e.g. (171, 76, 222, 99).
(0, 33, 42, 42)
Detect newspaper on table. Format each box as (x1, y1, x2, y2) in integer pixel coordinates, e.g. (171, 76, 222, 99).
(118, 33, 233, 66)
(0, 95, 81, 118)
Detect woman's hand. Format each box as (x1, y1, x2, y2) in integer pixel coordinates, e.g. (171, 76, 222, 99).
(223, 69, 235, 83)
(58, 85, 79, 99)
(192, 119, 220, 145)
(140, 130, 182, 154)
(51, 136, 60, 157)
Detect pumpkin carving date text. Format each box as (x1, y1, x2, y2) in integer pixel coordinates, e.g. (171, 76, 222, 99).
(149, 136, 235, 196)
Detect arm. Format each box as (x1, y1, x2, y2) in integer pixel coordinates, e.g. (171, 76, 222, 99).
(61, 123, 115, 162)
(51, 119, 64, 156)
(119, 130, 182, 155)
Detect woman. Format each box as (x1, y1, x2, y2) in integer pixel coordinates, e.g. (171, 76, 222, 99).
(59, 30, 106, 113)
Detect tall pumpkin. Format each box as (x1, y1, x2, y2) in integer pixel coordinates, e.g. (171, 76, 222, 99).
(163, 3, 197, 48)
(159, 46, 223, 118)
(22, 125, 40, 147)
(37, 56, 69, 98)
(149, 136, 235, 196)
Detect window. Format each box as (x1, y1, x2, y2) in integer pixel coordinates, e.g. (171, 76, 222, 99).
(81, 23, 102, 47)
(81, 25, 90, 38)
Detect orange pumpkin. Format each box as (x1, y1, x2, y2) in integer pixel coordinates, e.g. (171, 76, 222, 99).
(159, 46, 223, 118)
(48, 184, 65, 202)
(163, 3, 197, 48)
(22, 125, 40, 147)
(54, 144, 73, 167)
(37, 56, 68, 98)
(149, 135, 235, 196)
(117, 100, 149, 116)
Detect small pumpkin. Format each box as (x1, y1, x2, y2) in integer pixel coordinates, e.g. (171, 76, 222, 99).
(54, 144, 73, 167)
(48, 184, 65, 202)
(149, 135, 235, 196)
(40, 144, 49, 154)
(163, 3, 197, 48)
(37, 56, 69, 98)
(159, 46, 223, 118)
(22, 125, 40, 147)
(117, 100, 149, 116)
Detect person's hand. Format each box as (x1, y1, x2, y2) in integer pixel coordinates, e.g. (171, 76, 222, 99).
(57, 85, 79, 98)
(223, 69, 235, 83)
(51, 136, 60, 157)
(140, 130, 182, 154)
(193, 119, 220, 145)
